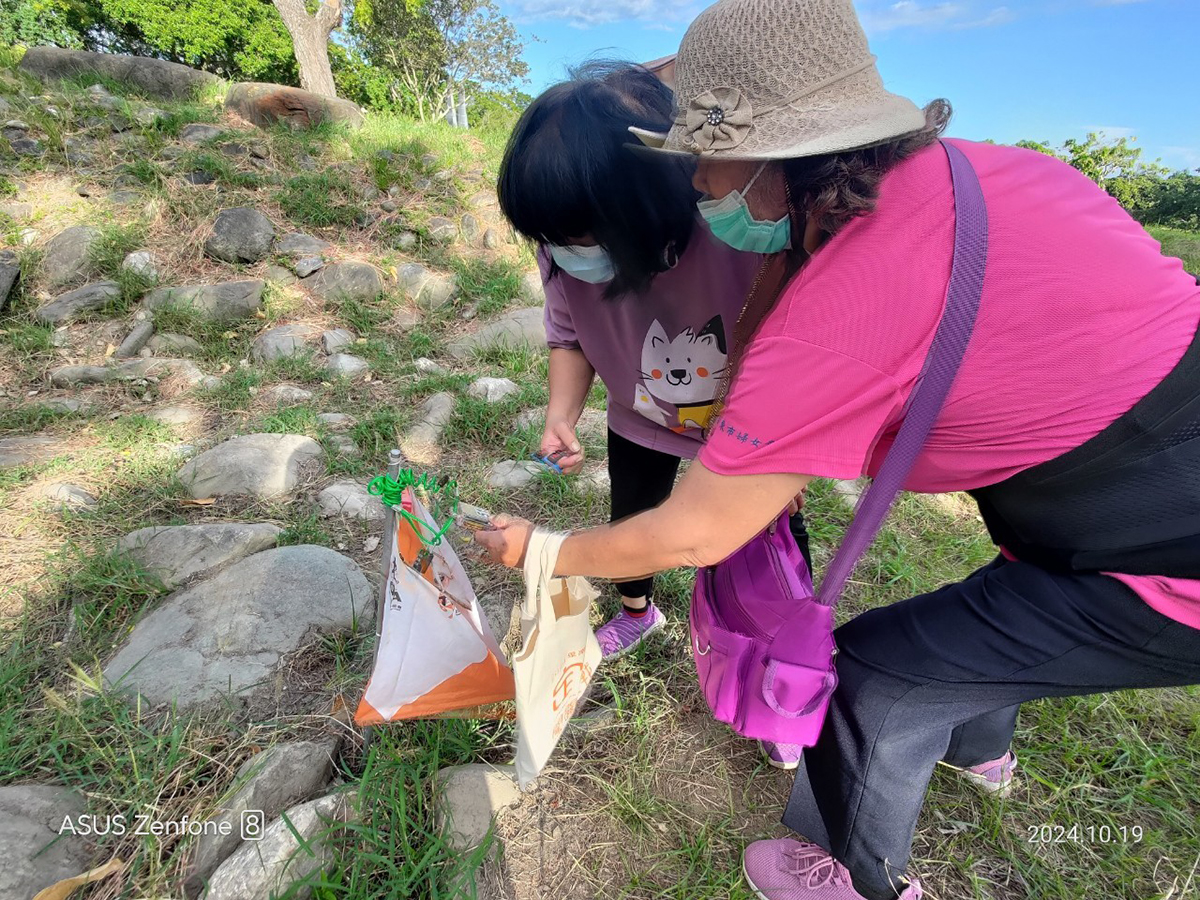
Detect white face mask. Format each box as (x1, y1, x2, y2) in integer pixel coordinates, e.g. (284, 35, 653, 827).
(549, 243, 615, 284)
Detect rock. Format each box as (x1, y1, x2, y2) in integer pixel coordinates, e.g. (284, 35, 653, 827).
(316, 412, 353, 430)
(10, 137, 43, 156)
(109, 189, 143, 206)
(144, 280, 265, 322)
(264, 264, 298, 286)
(114, 357, 205, 385)
(482, 228, 501, 251)
(0, 785, 94, 900)
(380, 199, 397, 213)
(321, 328, 354, 354)
(0, 249, 20, 311)
(180, 123, 224, 143)
(48, 365, 109, 387)
(133, 105, 166, 126)
(399, 264, 457, 311)
(0, 200, 33, 219)
(326, 353, 369, 379)
(118, 523, 282, 589)
(177, 433, 324, 500)
(261, 384, 314, 405)
(393, 306, 420, 330)
(181, 170, 216, 185)
(427, 216, 456, 243)
(184, 741, 337, 897)
(43, 398, 93, 414)
(276, 232, 331, 256)
(104, 546, 370, 707)
(0, 436, 63, 469)
(148, 405, 205, 426)
(206, 208, 275, 264)
(148, 333, 204, 355)
(518, 271, 545, 306)
(467, 190, 498, 211)
(307, 262, 384, 303)
(448, 307, 547, 361)
(391, 231, 418, 251)
(514, 409, 542, 432)
(468, 376, 519, 403)
(225, 82, 365, 130)
(42, 225, 99, 288)
(122, 250, 161, 281)
(434, 763, 521, 852)
(400, 392, 455, 465)
(251, 324, 321, 363)
(460, 213, 481, 243)
(37, 482, 96, 511)
(414, 357, 447, 377)
(832, 478, 866, 510)
(115, 320, 155, 358)
(579, 467, 610, 493)
(20, 47, 222, 99)
(202, 790, 356, 900)
(326, 433, 360, 459)
(318, 481, 383, 521)
(489, 460, 543, 490)
(292, 256, 323, 278)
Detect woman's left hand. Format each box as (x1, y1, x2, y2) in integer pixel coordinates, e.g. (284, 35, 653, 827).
(474, 514, 535, 568)
(786, 485, 808, 516)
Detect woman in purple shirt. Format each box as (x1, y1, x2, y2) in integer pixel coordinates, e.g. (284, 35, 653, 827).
(497, 62, 811, 754)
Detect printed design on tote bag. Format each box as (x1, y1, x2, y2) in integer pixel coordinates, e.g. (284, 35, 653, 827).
(633, 315, 728, 432)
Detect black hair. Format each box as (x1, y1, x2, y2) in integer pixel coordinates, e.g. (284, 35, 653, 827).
(497, 60, 699, 298)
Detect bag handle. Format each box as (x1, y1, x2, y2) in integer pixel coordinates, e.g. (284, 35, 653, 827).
(521, 528, 568, 629)
(766, 141, 988, 672)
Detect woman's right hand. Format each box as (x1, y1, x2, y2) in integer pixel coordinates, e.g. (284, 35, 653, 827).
(540, 418, 585, 474)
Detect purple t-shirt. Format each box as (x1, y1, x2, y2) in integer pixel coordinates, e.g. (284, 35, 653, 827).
(542, 226, 761, 459)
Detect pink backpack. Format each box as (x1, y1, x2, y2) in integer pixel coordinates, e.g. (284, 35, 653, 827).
(690, 141, 988, 745)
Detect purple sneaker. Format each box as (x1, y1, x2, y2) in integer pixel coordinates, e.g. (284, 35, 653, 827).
(940, 749, 1018, 796)
(743, 839, 922, 900)
(595, 604, 665, 658)
(760, 740, 803, 771)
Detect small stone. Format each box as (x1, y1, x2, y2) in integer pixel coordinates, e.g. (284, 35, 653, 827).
(326, 433, 360, 459)
(514, 409, 543, 432)
(316, 412, 353, 430)
(144, 280, 265, 322)
(11, 138, 43, 156)
(43, 225, 100, 288)
(518, 271, 545, 306)
(399, 263, 457, 311)
(251, 323, 321, 363)
(434, 763, 521, 852)
(489, 460, 543, 490)
(147, 333, 203, 355)
(121, 250, 161, 281)
(427, 216, 456, 243)
(132, 106, 166, 126)
(318, 481, 384, 521)
(380, 199, 397, 213)
(293, 256, 324, 278)
(321, 329, 354, 353)
(414, 357, 447, 377)
(468, 376, 519, 403)
(0, 436, 63, 469)
(35, 281, 121, 324)
(261, 384, 314, 406)
(460, 213, 481, 243)
(147, 405, 204, 427)
(0, 250, 19, 312)
(181, 170, 215, 185)
(264, 264, 298, 286)
(393, 306, 420, 330)
(42, 398, 92, 414)
(482, 228, 501, 250)
(448, 307, 547, 361)
(180, 123, 224, 143)
(833, 478, 866, 510)
(115, 320, 155, 358)
(205, 208, 275, 264)
(400, 393, 455, 465)
(0, 200, 32, 219)
(326, 353, 369, 379)
(307, 262, 384, 303)
(392, 231, 418, 251)
(276, 232, 331, 256)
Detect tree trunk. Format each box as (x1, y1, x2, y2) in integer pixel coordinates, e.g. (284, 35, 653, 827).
(272, 0, 341, 98)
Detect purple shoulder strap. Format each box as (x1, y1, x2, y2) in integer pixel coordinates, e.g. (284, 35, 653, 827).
(815, 139, 988, 607)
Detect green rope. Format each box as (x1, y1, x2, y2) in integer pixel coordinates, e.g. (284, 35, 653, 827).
(368, 469, 460, 546)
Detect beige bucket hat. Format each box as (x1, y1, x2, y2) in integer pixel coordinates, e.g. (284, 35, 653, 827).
(632, 0, 926, 160)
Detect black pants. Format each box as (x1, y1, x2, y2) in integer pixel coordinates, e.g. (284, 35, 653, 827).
(607, 429, 812, 599)
(783, 555, 1200, 900)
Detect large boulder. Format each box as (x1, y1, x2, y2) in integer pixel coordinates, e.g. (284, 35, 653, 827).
(306, 262, 385, 303)
(226, 82, 365, 130)
(35, 280, 120, 324)
(42, 225, 99, 288)
(144, 280, 265, 322)
(118, 523, 282, 589)
(19, 46, 221, 99)
(448, 307, 547, 360)
(0, 785, 95, 900)
(177, 433, 324, 499)
(205, 208, 275, 264)
(103, 546, 371, 708)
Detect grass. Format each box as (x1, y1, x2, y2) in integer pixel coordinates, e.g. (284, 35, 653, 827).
(275, 170, 366, 228)
(1150, 225, 1200, 274)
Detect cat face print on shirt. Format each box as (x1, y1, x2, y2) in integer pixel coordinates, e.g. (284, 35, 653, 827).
(635, 315, 728, 432)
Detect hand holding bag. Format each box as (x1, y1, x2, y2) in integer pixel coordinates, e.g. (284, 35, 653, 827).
(513, 529, 603, 788)
(691, 140, 989, 745)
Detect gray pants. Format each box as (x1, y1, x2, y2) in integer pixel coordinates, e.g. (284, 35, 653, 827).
(783, 556, 1200, 899)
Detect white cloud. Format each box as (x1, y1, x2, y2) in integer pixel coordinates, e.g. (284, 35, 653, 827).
(507, 0, 698, 29)
(859, 1, 1015, 33)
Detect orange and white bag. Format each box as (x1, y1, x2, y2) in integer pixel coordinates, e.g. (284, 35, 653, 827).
(512, 529, 602, 788)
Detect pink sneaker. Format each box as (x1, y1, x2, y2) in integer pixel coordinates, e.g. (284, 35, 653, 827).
(595, 603, 665, 658)
(743, 839, 922, 900)
(939, 749, 1018, 797)
(760, 740, 803, 771)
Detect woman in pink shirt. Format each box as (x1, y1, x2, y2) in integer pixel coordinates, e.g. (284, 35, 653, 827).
(480, 2, 1200, 899)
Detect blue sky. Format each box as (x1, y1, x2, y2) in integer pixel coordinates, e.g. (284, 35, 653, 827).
(495, 0, 1200, 172)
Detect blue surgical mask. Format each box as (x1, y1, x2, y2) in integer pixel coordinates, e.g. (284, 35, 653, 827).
(549, 243, 615, 284)
(697, 163, 792, 254)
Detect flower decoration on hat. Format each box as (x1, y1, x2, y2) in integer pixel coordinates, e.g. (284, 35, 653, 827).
(684, 87, 753, 153)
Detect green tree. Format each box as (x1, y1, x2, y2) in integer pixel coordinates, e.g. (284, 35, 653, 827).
(1016, 133, 1170, 214)
(0, 0, 85, 48)
(348, 0, 443, 118)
